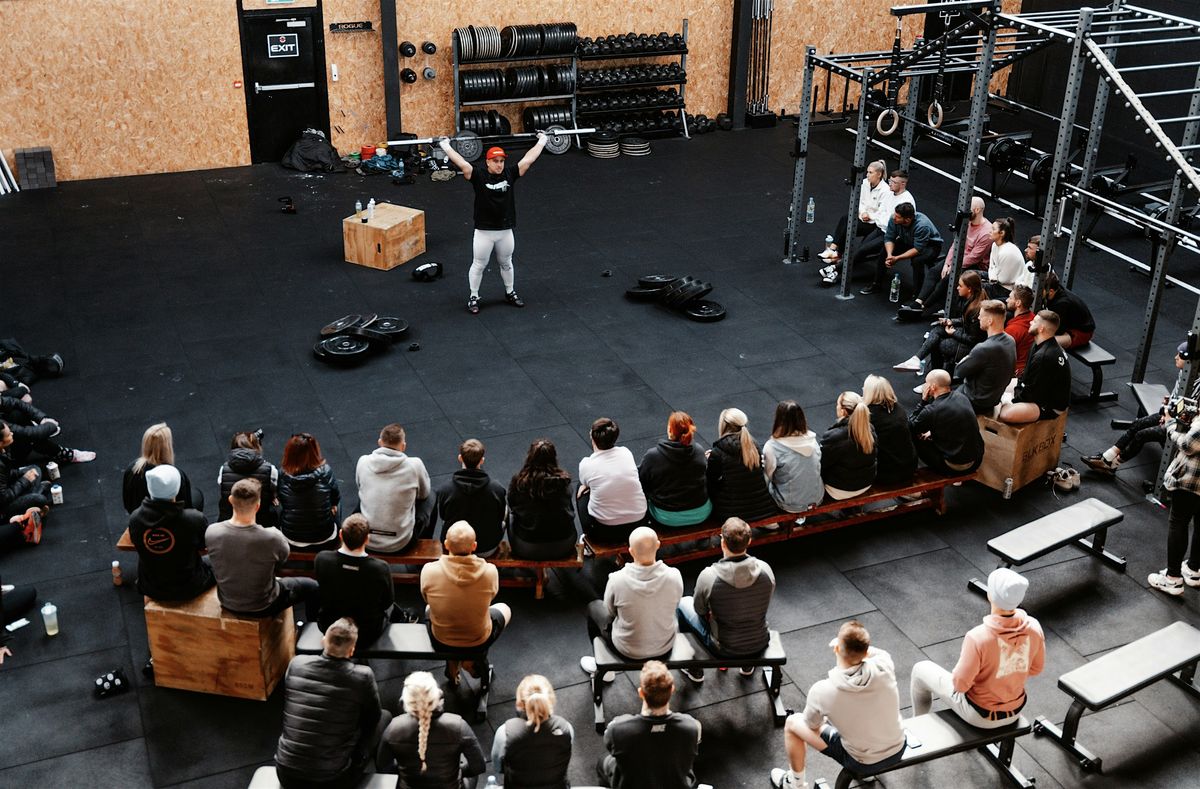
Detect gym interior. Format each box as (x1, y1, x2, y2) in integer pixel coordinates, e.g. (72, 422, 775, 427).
(3, 0, 1200, 787)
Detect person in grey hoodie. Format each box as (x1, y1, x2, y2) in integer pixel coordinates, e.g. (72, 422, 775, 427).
(580, 526, 684, 683)
(355, 423, 432, 554)
(677, 517, 775, 681)
(763, 401, 823, 515)
(770, 621, 906, 789)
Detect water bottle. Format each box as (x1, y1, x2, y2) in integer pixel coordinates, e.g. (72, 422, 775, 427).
(485, 777, 498, 788)
(366, 197, 376, 221)
(889, 272, 901, 303)
(1003, 477, 1014, 500)
(824, 233, 834, 254)
(41, 601, 59, 636)
(112, 560, 123, 587)
(355, 199, 364, 222)
(805, 197, 815, 223)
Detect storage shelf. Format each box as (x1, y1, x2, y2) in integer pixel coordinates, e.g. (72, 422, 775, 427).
(577, 47, 688, 61)
(577, 77, 686, 93)
(459, 52, 575, 65)
(578, 102, 685, 116)
(461, 93, 575, 106)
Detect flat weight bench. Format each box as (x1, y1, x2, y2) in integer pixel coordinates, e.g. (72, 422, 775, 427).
(1067, 341, 1117, 403)
(813, 710, 1034, 789)
(968, 497, 1125, 598)
(1034, 620, 1200, 773)
(1111, 381, 1170, 429)
(297, 622, 494, 722)
(248, 766, 397, 789)
(590, 630, 787, 732)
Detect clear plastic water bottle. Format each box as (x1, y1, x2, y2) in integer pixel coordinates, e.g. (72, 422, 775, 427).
(889, 272, 901, 303)
(485, 777, 498, 788)
(366, 197, 376, 221)
(805, 197, 815, 224)
(824, 234, 834, 254)
(355, 199, 364, 222)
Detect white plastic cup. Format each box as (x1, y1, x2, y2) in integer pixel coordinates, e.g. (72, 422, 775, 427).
(41, 602, 59, 636)
(51, 484, 63, 505)
(46, 461, 60, 480)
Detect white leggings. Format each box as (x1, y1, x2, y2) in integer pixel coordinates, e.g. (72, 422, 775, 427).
(470, 228, 515, 296)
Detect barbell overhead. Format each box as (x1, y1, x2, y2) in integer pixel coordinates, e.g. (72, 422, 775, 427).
(384, 126, 597, 160)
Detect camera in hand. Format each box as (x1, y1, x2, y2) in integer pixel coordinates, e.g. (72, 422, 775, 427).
(1167, 396, 1199, 425)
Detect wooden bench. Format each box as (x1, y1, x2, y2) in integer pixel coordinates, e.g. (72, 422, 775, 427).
(976, 411, 1068, 496)
(145, 587, 294, 700)
(297, 621, 495, 722)
(117, 529, 581, 599)
(584, 469, 976, 565)
(813, 710, 1034, 789)
(1067, 341, 1117, 403)
(248, 766, 397, 789)
(967, 497, 1125, 598)
(1033, 621, 1200, 773)
(590, 630, 787, 732)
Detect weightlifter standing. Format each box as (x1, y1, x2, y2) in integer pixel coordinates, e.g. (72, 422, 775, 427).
(439, 131, 548, 314)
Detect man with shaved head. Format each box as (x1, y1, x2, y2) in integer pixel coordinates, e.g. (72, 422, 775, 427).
(909, 369, 985, 475)
(901, 196, 993, 320)
(420, 521, 511, 683)
(580, 526, 684, 683)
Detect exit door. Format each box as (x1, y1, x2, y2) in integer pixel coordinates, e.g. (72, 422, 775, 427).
(238, 2, 330, 163)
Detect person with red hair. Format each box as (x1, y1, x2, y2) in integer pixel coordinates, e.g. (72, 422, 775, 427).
(638, 412, 711, 527)
(278, 433, 340, 550)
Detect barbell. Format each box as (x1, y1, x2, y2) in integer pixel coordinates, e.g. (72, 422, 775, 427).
(385, 125, 597, 161)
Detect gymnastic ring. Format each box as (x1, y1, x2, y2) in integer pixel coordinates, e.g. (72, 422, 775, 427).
(927, 101, 944, 130)
(876, 109, 900, 137)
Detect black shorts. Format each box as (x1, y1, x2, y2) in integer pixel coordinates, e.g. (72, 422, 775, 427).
(1037, 406, 1063, 422)
(427, 606, 506, 652)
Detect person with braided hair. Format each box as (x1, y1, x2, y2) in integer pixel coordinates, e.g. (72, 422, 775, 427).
(492, 674, 574, 789)
(376, 671, 485, 788)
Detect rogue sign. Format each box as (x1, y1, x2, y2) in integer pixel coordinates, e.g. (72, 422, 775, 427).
(268, 33, 299, 58)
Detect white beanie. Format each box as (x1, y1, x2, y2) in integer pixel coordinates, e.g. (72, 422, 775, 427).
(146, 464, 182, 501)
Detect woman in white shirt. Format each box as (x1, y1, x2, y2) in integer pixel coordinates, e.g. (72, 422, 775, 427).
(985, 217, 1031, 296)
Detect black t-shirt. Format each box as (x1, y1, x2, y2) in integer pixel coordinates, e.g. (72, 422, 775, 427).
(603, 711, 700, 789)
(470, 164, 520, 230)
(314, 550, 394, 646)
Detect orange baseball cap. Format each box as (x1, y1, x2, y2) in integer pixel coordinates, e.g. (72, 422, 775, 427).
(486, 146, 506, 160)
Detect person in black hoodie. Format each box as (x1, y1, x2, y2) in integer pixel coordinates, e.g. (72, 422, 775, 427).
(435, 438, 506, 558)
(706, 408, 780, 523)
(128, 465, 214, 602)
(217, 430, 279, 528)
(862, 376, 916, 486)
(910, 370, 985, 474)
(1, 421, 51, 525)
(819, 392, 877, 500)
(278, 432, 340, 550)
(640, 411, 712, 528)
(508, 439, 577, 560)
(123, 422, 203, 513)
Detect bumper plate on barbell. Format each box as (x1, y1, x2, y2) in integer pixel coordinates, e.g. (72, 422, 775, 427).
(453, 130, 483, 162)
(543, 125, 572, 155)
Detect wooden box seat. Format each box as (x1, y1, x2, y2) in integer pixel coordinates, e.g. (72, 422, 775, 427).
(144, 586, 294, 700)
(976, 411, 1068, 494)
(342, 202, 425, 270)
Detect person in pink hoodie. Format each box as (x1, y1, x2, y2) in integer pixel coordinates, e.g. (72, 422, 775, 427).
(910, 567, 1045, 728)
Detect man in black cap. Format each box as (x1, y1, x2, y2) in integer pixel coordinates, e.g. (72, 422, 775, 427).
(1082, 339, 1200, 475)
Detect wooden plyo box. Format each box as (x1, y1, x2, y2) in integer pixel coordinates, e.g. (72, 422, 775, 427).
(343, 203, 425, 270)
(977, 411, 1068, 493)
(144, 587, 294, 700)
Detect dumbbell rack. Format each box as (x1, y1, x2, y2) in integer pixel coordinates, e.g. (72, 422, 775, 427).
(451, 36, 578, 146)
(576, 19, 690, 140)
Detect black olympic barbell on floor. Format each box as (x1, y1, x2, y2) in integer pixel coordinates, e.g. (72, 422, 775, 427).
(385, 125, 596, 160)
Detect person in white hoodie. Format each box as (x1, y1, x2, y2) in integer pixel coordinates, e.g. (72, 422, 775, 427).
(770, 621, 906, 789)
(356, 423, 432, 554)
(580, 526, 684, 683)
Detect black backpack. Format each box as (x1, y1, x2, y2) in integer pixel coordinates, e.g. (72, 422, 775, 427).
(281, 128, 341, 173)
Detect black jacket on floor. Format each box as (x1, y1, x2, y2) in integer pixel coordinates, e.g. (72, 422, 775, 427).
(818, 419, 877, 492)
(638, 440, 709, 512)
(705, 434, 780, 522)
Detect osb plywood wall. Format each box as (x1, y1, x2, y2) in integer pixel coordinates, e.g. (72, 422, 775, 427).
(0, 0, 1022, 181)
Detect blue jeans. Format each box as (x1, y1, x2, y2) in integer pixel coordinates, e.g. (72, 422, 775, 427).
(676, 596, 715, 651)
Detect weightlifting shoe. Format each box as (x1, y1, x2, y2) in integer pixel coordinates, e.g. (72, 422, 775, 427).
(505, 291, 526, 308)
(1148, 570, 1185, 596)
(893, 355, 922, 372)
(1183, 562, 1200, 588)
(580, 656, 616, 683)
(860, 282, 882, 295)
(467, 295, 480, 315)
(1080, 454, 1117, 475)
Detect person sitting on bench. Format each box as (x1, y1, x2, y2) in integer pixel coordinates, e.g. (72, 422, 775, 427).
(129, 465, 215, 602)
(956, 300, 1017, 416)
(315, 514, 400, 647)
(377, 670, 486, 788)
(855, 170, 916, 294)
(355, 423, 432, 555)
(910, 568, 1045, 728)
(862, 376, 916, 486)
(901, 196, 993, 319)
(909, 370, 985, 475)
(1005, 284, 1036, 378)
(420, 521, 511, 683)
(598, 660, 702, 789)
(998, 310, 1071, 425)
(677, 517, 775, 683)
(578, 417, 648, 546)
(207, 478, 320, 621)
(770, 621, 906, 789)
(580, 526, 683, 683)
(507, 438, 577, 560)
(1042, 270, 1095, 350)
(817, 159, 889, 285)
(763, 400, 824, 516)
(893, 271, 986, 377)
(872, 203, 944, 305)
(819, 392, 876, 501)
(706, 408, 780, 523)
(639, 412, 711, 528)
(274, 618, 390, 789)
(1148, 403, 1200, 596)
(491, 674, 574, 789)
(123, 422, 202, 513)
(434, 438, 506, 558)
(1083, 340, 1200, 476)
(217, 430, 279, 529)
(984, 217, 1032, 299)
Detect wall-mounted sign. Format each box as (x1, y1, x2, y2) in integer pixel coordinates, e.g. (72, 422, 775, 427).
(268, 33, 299, 58)
(330, 21, 373, 32)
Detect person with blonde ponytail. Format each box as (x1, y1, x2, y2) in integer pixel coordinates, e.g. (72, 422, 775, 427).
(818, 393, 877, 500)
(122, 422, 203, 513)
(706, 408, 780, 522)
(491, 674, 574, 788)
(377, 670, 485, 788)
(638, 411, 711, 528)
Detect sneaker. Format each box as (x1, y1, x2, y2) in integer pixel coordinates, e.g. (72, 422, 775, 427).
(1148, 570, 1185, 596)
(770, 768, 803, 788)
(893, 355, 922, 372)
(1182, 563, 1200, 588)
(505, 291, 525, 308)
(1080, 454, 1116, 476)
(860, 282, 882, 295)
(683, 667, 704, 684)
(14, 507, 43, 545)
(580, 656, 616, 683)
(67, 448, 96, 464)
(820, 269, 840, 287)
(913, 384, 926, 394)
(467, 295, 480, 315)
(739, 666, 755, 676)
(818, 248, 838, 260)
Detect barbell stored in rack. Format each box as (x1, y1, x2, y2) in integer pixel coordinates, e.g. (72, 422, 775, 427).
(385, 125, 597, 160)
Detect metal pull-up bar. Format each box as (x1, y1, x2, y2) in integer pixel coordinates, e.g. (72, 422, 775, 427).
(891, 0, 994, 17)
